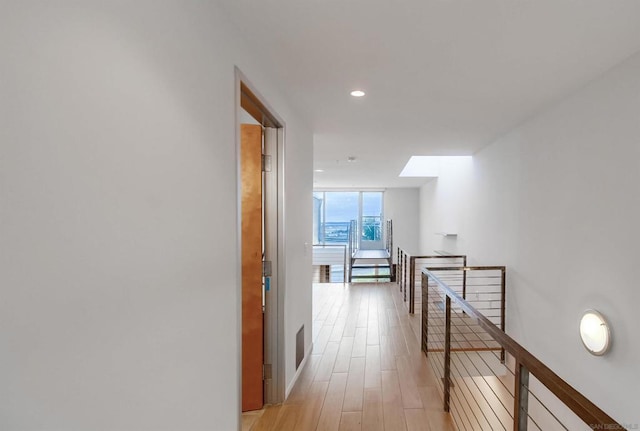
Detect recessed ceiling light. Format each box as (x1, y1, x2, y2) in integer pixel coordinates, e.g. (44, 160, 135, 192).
(314, 169, 325, 173)
(350, 90, 365, 97)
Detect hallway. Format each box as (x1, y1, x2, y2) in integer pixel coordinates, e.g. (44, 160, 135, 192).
(243, 282, 454, 431)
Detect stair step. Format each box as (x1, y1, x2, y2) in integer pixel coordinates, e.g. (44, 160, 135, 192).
(351, 274, 392, 280)
(351, 264, 390, 269)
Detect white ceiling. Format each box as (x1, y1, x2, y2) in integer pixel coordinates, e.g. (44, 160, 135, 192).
(217, 0, 640, 188)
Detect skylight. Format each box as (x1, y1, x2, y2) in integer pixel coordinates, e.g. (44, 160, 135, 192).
(399, 156, 472, 177)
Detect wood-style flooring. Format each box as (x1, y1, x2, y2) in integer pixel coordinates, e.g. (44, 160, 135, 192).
(242, 282, 454, 431)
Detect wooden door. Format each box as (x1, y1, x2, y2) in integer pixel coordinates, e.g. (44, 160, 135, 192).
(241, 124, 264, 411)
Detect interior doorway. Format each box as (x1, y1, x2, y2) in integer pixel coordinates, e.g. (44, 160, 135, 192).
(237, 70, 285, 412)
(360, 191, 384, 250)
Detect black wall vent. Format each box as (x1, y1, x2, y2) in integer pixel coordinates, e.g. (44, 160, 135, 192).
(296, 325, 304, 370)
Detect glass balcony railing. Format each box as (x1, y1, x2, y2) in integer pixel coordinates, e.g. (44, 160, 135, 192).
(361, 216, 382, 241)
(321, 222, 351, 244)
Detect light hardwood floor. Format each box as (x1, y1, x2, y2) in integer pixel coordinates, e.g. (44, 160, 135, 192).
(242, 282, 454, 431)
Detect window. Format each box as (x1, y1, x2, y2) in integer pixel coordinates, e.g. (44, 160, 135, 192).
(313, 191, 384, 247)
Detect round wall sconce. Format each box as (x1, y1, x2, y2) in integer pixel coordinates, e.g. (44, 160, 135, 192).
(579, 309, 611, 356)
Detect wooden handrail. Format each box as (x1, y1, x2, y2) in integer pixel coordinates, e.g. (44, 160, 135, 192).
(423, 269, 622, 429)
(407, 256, 467, 314)
(395, 246, 469, 313)
(427, 265, 503, 271)
(407, 255, 468, 260)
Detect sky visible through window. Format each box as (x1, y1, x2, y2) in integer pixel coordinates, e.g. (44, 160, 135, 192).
(314, 191, 383, 245)
(362, 192, 382, 217)
(325, 192, 358, 222)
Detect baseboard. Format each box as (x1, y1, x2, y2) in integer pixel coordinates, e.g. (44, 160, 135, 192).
(285, 341, 313, 398)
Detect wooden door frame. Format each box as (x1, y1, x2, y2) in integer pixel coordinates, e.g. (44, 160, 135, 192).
(235, 67, 286, 414)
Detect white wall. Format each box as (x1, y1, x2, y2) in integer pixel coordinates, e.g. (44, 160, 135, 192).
(384, 188, 420, 260)
(0, 2, 313, 430)
(282, 115, 314, 397)
(419, 52, 640, 423)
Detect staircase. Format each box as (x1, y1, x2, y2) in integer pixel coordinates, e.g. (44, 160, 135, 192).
(348, 220, 394, 283)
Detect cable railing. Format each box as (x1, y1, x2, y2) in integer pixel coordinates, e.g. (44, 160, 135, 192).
(312, 244, 347, 283)
(422, 268, 623, 431)
(346, 220, 357, 282)
(348, 219, 358, 257)
(385, 219, 393, 254)
(396, 247, 467, 314)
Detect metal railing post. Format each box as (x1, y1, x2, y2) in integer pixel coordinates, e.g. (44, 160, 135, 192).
(501, 267, 507, 363)
(444, 295, 452, 413)
(514, 361, 530, 431)
(462, 257, 468, 301)
(343, 246, 347, 283)
(403, 253, 408, 302)
(396, 247, 400, 285)
(422, 272, 429, 354)
(409, 257, 416, 314)
(347, 225, 352, 282)
(398, 249, 404, 292)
